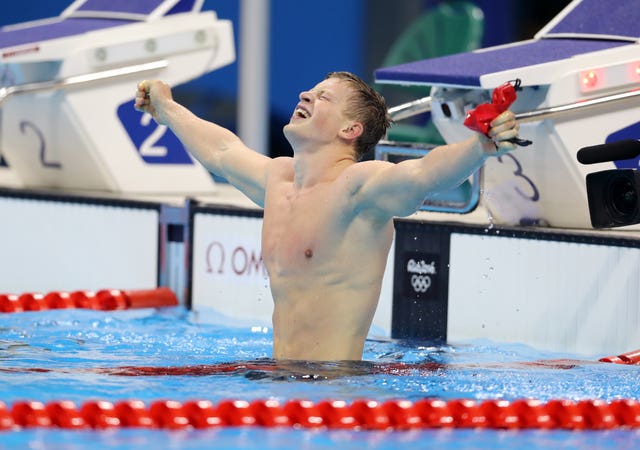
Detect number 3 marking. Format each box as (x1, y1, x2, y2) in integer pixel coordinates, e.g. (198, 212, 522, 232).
(497, 153, 539, 201)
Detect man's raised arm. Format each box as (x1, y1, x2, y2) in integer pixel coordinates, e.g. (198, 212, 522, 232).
(355, 110, 520, 219)
(135, 80, 271, 207)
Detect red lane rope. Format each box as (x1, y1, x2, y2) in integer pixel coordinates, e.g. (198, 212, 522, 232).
(1, 398, 640, 431)
(1, 289, 638, 431)
(600, 349, 640, 365)
(0, 288, 178, 313)
(0, 358, 593, 378)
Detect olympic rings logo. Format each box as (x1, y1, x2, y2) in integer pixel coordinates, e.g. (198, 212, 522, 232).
(410, 274, 432, 293)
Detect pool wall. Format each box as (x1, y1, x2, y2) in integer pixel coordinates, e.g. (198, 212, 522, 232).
(1, 185, 638, 357)
(392, 219, 640, 356)
(0, 189, 160, 294)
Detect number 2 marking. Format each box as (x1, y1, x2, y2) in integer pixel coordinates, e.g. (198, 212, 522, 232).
(139, 113, 168, 157)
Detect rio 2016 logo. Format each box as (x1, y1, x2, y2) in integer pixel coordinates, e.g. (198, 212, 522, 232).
(403, 253, 440, 300)
(117, 100, 193, 165)
(407, 258, 436, 294)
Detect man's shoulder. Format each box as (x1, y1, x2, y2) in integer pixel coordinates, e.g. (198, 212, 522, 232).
(343, 159, 393, 180)
(271, 156, 294, 168)
(267, 156, 295, 178)
(337, 159, 394, 197)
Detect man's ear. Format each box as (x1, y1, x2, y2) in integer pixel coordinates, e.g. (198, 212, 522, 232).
(340, 121, 363, 141)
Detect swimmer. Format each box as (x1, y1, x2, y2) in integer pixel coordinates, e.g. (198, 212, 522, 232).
(134, 72, 521, 362)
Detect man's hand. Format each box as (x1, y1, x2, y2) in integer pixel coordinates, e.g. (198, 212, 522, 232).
(134, 80, 173, 125)
(479, 110, 519, 156)
(464, 79, 531, 156)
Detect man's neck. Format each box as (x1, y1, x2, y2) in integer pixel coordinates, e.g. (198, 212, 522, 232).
(291, 142, 356, 189)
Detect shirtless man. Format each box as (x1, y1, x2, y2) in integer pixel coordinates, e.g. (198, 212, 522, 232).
(135, 72, 520, 361)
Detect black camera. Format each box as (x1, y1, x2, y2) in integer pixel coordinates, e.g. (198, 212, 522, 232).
(586, 169, 640, 228)
(578, 140, 640, 229)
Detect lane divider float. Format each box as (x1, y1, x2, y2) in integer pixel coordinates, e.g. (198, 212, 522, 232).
(0, 288, 178, 313)
(1, 398, 640, 431)
(600, 349, 640, 365)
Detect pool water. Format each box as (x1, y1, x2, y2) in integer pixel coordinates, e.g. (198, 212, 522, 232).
(1, 306, 639, 449)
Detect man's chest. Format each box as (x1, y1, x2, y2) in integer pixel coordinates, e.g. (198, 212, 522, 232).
(261, 186, 350, 271)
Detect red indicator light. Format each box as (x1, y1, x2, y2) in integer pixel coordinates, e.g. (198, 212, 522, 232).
(579, 68, 605, 92)
(582, 71, 598, 88)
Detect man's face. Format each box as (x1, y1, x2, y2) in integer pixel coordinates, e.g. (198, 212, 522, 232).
(283, 77, 354, 146)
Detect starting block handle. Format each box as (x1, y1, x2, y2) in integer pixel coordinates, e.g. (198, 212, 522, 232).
(386, 87, 640, 125)
(514, 88, 640, 123)
(387, 96, 432, 122)
(0, 59, 168, 106)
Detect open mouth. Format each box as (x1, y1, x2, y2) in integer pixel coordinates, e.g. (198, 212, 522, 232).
(294, 107, 310, 119)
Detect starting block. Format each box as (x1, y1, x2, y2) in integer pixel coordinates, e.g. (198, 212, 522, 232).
(0, 0, 235, 193)
(376, 0, 640, 229)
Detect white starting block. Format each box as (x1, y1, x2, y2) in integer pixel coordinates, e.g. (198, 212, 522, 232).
(0, 0, 234, 193)
(371, 0, 640, 355)
(376, 0, 640, 230)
